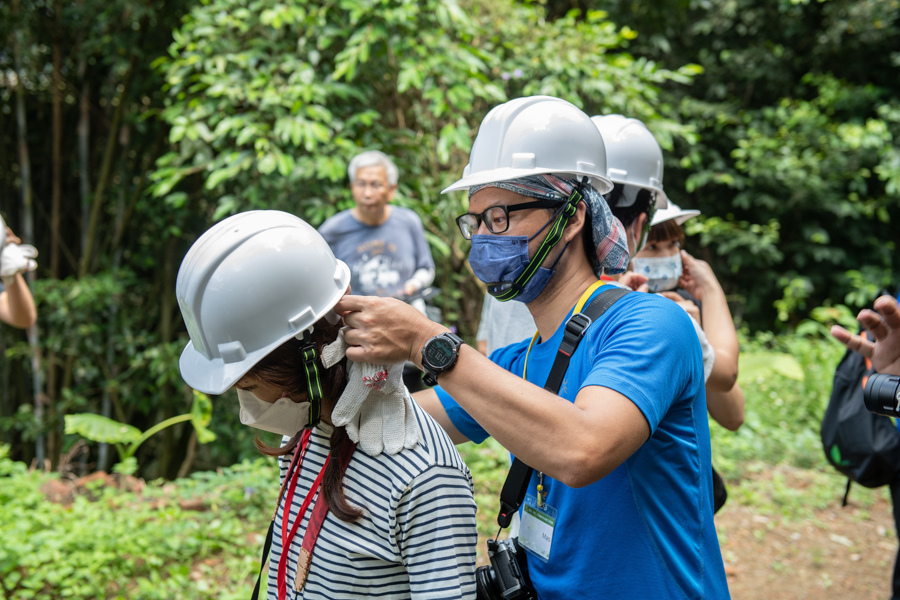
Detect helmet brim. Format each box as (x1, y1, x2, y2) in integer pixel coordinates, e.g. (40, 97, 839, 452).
(651, 207, 700, 227)
(179, 341, 263, 396)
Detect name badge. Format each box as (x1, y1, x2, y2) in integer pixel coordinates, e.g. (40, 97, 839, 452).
(518, 493, 556, 562)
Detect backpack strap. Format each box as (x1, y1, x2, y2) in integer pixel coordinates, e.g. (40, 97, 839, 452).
(841, 479, 852, 507)
(497, 286, 630, 528)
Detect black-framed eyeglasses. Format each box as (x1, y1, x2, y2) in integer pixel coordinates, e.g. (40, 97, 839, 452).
(455, 199, 559, 240)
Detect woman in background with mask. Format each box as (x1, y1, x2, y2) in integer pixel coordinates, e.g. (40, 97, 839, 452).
(176, 210, 477, 600)
(631, 203, 745, 511)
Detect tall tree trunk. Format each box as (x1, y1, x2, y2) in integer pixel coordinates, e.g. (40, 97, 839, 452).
(12, 0, 48, 469)
(97, 124, 131, 472)
(78, 56, 91, 258)
(78, 59, 135, 278)
(64, 57, 135, 410)
(55, 54, 93, 437)
(157, 236, 180, 478)
(109, 133, 164, 256)
(50, 0, 62, 278)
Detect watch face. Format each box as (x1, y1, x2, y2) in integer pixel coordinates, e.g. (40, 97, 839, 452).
(424, 337, 455, 368)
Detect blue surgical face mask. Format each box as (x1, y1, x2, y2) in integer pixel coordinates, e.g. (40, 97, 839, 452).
(468, 234, 556, 304)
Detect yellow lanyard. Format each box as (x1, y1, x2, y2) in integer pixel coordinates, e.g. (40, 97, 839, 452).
(522, 280, 607, 379)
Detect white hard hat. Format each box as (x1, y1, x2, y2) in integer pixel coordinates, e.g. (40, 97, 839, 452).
(177, 210, 351, 395)
(591, 114, 668, 209)
(651, 201, 700, 226)
(442, 96, 614, 195)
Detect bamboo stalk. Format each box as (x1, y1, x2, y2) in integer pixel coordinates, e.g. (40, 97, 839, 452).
(12, 0, 48, 469)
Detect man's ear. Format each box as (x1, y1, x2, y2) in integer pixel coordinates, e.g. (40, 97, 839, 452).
(629, 212, 649, 255)
(563, 200, 589, 244)
(633, 212, 648, 239)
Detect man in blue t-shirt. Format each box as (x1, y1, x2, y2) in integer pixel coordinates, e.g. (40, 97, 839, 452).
(319, 150, 434, 299)
(336, 97, 730, 599)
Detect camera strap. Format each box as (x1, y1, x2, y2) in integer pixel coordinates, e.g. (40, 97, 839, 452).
(496, 284, 630, 528)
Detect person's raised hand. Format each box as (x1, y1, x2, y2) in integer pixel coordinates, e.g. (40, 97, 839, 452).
(5, 227, 21, 246)
(678, 251, 719, 301)
(618, 271, 649, 292)
(831, 294, 900, 376)
(0, 242, 38, 282)
(335, 294, 446, 368)
(402, 281, 419, 297)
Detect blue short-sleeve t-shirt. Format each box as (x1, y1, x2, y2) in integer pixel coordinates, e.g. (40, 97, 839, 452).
(436, 287, 730, 599)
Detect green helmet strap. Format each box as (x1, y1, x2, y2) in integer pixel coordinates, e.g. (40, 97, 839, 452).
(634, 202, 657, 257)
(299, 332, 323, 426)
(492, 185, 583, 302)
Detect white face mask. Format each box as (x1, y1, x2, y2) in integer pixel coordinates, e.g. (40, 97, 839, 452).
(236, 389, 310, 437)
(630, 253, 683, 292)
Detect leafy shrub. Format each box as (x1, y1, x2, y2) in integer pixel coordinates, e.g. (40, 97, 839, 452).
(711, 330, 847, 476)
(0, 445, 279, 600)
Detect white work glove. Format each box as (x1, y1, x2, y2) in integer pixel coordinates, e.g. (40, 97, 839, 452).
(0, 243, 38, 285)
(322, 328, 423, 456)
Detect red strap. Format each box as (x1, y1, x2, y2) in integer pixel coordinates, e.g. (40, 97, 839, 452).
(277, 432, 356, 599)
(294, 436, 356, 591)
(277, 429, 317, 600)
(301, 435, 356, 557)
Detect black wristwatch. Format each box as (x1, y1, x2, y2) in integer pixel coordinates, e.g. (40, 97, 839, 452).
(421, 332, 465, 387)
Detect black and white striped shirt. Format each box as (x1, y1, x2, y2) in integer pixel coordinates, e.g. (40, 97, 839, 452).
(265, 400, 478, 599)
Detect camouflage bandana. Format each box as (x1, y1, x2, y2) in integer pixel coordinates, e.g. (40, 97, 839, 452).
(469, 174, 630, 275)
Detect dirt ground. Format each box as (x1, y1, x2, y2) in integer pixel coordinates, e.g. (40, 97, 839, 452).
(715, 467, 897, 600)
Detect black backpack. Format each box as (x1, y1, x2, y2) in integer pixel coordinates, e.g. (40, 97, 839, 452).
(820, 330, 900, 504)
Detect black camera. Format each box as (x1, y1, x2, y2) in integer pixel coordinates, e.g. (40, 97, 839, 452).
(864, 373, 900, 417)
(474, 537, 536, 600)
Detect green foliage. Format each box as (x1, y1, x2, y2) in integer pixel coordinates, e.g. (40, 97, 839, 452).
(0, 446, 278, 599)
(457, 437, 511, 546)
(0, 0, 227, 476)
(64, 413, 142, 445)
(724, 462, 887, 524)
(711, 330, 846, 475)
(65, 391, 216, 475)
(1, 273, 205, 474)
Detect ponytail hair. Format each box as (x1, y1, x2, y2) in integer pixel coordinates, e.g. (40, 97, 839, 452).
(248, 319, 363, 522)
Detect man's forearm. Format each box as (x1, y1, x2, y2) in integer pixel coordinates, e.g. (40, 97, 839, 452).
(699, 281, 739, 391)
(0, 274, 36, 329)
(405, 267, 434, 292)
(432, 345, 649, 487)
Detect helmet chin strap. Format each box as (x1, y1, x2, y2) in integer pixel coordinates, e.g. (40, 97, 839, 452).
(632, 202, 657, 257)
(297, 327, 323, 426)
(490, 179, 585, 302)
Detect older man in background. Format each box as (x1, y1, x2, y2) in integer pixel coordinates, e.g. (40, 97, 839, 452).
(319, 150, 435, 299)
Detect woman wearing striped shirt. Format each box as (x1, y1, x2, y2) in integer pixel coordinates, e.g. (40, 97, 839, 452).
(176, 211, 478, 600)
